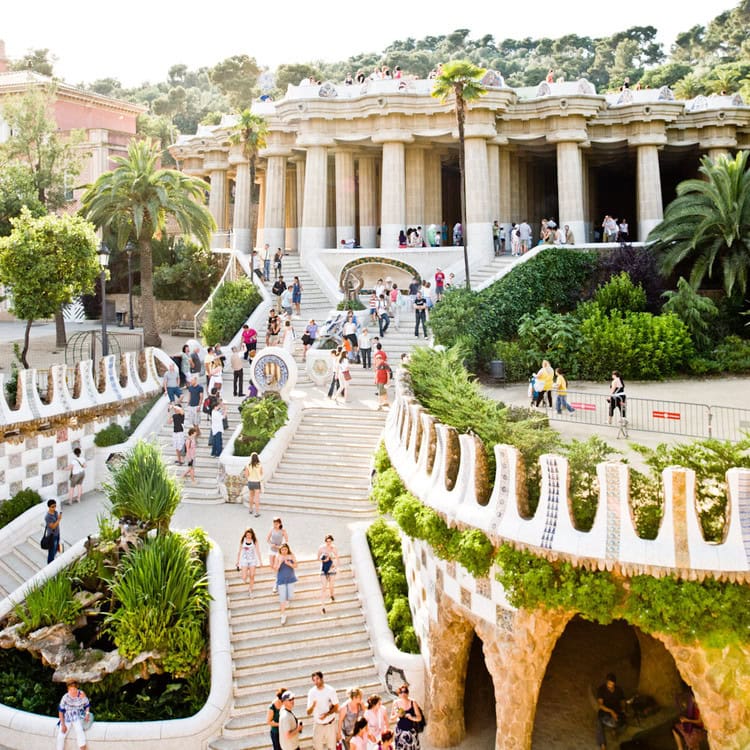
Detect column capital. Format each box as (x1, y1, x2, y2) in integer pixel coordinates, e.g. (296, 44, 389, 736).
(204, 150, 229, 171)
(259, 147, 294, 159)
(463, 125, 497, 139)
(628, 134, 668, 148)
(546, 129, 588, 144)
(296, 135, 336, 148)
(371, 131, 414, 145)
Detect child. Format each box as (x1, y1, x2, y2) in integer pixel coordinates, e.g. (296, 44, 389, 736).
(369, 291, 378, 324)
(236, 528, 262, 596)
(553, 368, 576, 414)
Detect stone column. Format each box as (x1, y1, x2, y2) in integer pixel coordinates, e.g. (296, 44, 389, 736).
(463, 136, 494, 265)
(636, 144, 663, 241)
(285, 168, 297, 250)
(358, 155, 378, 249)
(231, 158, 251, 253)
(487, 142, 500, 223)
(326, 171, 336, 248)
(335, 150, 356, 244)
(379, 140, 407, 249)
(424, 150, 443, 228)
(509, 153, 520, 223)
(517, 156, 528, 225)
(708, 147, 731, 161)
(263, 154, 287, 252)
(205, 150, 228, 248)
(295, 159, 305, 239)
(555, 141, 586, 244)
(299, 144, 329, 257)
(255, 172, 265, 250)
(405, 146, 426, 229)
(498, 147, 512, 236)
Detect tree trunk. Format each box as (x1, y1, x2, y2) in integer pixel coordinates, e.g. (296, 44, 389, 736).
(139, 238, 161, 348)
(55, 308, 67, 348)
(248, 157, 256, 276)
(21, 319, 32, 368)
(456, 93, 470, 288)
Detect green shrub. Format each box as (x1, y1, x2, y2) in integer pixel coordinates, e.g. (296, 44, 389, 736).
(661, 277, 719, 353)
(429, 287, 482, 349)
(200, 277, 261, 345)
(456, 530, 495, 577)
(370, 467, 406, 515)
(336, 298, 365, 311)
(577, 309, 693, 380)
(0, 488, 42, 529)
(491, 340, 535, 382)
(234, 394, 288, 457)
(153, 239, 223, 303)
(0, 648, 58, 716)
(373, 441, 391, 473)
(14, 575, 82, 635)
(590, 272, 648, 315)
(387, 596, 413, 632)
(712, 335, 750, 373)
(395, 625, 420, 653)
(564, 437, 619, 531)
(392, 494, 422, 538)
(94, 423, 128, 447)
(128, 394, 161, 433)
(516, 307, 582, 376)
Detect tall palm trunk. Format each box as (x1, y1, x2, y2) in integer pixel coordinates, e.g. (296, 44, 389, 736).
(248, 156, 257, 275)
(139, 237, 161, 347)
(455, 91, 470, 288)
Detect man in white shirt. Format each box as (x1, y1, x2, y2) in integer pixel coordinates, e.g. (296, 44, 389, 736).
(518, 221, 532, 253)
(279, 691, 303, 750)
(306, 671, 339, 750)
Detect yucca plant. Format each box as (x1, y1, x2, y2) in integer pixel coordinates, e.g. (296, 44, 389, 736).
(105, 533, 209, 677)
(104, 440, 181, 535)
(14, 575, 82, 635)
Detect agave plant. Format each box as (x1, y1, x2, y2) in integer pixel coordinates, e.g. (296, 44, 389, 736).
(105, 533, 209, 677)
(104, 440, 181, 535)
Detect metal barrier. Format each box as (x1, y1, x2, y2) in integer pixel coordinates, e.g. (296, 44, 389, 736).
(545, 390, 750, 442)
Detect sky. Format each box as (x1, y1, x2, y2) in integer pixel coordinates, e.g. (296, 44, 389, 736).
(0, 0, 737, 88)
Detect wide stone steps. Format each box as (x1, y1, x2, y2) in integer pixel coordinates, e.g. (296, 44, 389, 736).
(469, 253, 522, 288)
(0, 531, 75, 598)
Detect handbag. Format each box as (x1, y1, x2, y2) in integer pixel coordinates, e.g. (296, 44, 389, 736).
(40, 530, 52, 550)
(343, 370, 352, 381)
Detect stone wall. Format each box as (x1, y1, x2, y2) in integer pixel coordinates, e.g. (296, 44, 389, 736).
(108, 294, 201, 334)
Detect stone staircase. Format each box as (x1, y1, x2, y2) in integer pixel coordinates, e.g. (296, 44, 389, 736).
(469, 252, 523, 290)
(0, 530, 61, 598)
(208, 557, 391, 750)
(258, 406, 384, 516)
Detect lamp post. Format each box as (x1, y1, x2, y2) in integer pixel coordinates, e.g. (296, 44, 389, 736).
(98, 243, 110, 357)
(125, 241, 135, 330)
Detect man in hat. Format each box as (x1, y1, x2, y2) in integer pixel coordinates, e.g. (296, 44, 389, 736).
(279, 691, 303, 750)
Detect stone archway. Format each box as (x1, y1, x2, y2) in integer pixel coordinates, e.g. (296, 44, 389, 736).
(463, 633, 495, 749)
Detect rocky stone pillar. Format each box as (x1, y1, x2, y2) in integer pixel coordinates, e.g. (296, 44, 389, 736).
(299, 143, 329, 258)
(464, 136, 494, 265)
(263, 153, 287, 252)
(358, 155, 378, 249)
(205, 150, 228, 248)
(335, 150, 356, 245)
(405, 146, 426, 230)
(379, 140, 407, 249)
(424, 150, 443, 228)
(230, 152, 251, 253)
(555, 139, 587, 244)
(636, 142, 664, 241)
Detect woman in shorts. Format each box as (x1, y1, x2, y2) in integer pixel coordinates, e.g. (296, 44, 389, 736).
(318, 534, 340, 614)
(182, 428, 197, 483)
(244, 452, 264, 517)
(273, 543, 297, 625)
(65, 447, 86, 504)
(236, 528, 262, 596)
(266, 517, 289, 592)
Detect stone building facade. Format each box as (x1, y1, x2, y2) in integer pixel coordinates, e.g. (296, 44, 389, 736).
(170, 75, 750, 267)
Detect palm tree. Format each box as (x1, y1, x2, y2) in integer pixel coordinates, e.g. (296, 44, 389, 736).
(432, 60, 487, 288)
(648, 151, 750, 297)
(229, 110, 268, 269)
(80, 138, 215, 347)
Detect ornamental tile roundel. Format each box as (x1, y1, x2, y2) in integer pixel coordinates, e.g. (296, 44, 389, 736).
(250, 346, 297, 399)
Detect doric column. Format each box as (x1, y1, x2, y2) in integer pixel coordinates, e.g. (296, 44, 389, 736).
(285, 168, 297, 250)
(708, 147, 731, 161)
(263, 153, 287, 252)
(299, 143, 329, 257)
(498, 147, 512, 234)
(230, 155, 252, 253)
(463, 136, 494, 263)
(424, 150, 442, 228)
(555, 140, 587, 244)
(487, 142, 500, 223)
(295, 159, 305, 238)
(517, 156, 528, 224)
(326, 170, 336, 248)
(379, 140, 407, 248)
(636, 144, 663, 241)
(205, 150, 228, 248)
(358, 155, 378, 248)
(335, 150, 356, 244)
(255, 172, 265, 250)
(509, 153, 520, 223)
(405, 146, 426, 229)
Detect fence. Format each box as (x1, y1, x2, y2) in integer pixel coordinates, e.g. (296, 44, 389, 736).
(546, 390, 750, 442)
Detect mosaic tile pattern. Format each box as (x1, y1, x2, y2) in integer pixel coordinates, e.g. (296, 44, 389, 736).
(540, 457, 560, 549)
(672, 471, 691, 569)
(738, 474, 750, 566)
(475, 577, 490, 598)
(42, 446, 53, 461)
(42, 473, 53, 487)
(605, 464, 622, 562)
(460, 587, 471, 608)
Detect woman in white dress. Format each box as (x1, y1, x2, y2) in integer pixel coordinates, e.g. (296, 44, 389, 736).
(236, 528, 263, 596)
(281, 320, 296, 354)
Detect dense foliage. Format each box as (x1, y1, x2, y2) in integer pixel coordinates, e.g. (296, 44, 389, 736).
(13, 576, 83, 635)
(0, 488, 42, 530)
(94, 394, 161, 447)
(152, 239, 223, 302)
(200, 277, 262, 346)
(234, 393, 289, 457)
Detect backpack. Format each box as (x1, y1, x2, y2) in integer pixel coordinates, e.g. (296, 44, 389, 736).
(202, 396, 214, 415)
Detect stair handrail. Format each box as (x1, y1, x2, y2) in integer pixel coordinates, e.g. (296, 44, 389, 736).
(193, 251, 244, 338)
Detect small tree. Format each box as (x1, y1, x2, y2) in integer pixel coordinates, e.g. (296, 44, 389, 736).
(0, 210, 100, 367)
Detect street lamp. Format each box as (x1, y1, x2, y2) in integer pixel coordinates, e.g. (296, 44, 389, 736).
(125, 241, 135, 330)
(98, 243, 110, 357)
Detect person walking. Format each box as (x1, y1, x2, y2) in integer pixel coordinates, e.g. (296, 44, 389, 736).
(327, 348, 342, 399)
(182, 427, 197, 483)
(374, 345, 391, 410)
(391, 684, 423, 750)
(281, 284, 293, 318)
(608, 371, 627, 424)
(274, 543, 298, 625)
(209, 397, 227, 457)
(241, 324, 258, 359)
(55, 680, 91, 750)
(318, 535, 340, 614)
(307, 672, 340, 750)
(282, 320, 296, 355)
(533, 360, 554, 408)
(180, 344, 191, 387)
(272, 275, 286, 312)
(377, 295, 390, 337)
(43, 499, 62, 564)
(273, 247, 284, 280)
(162, 363, 182, 402)
(349, 718, 369, 750)
(244, 452, 264, 517)
(337, 353, 351, 404)
(359, 328, 372, 369)
(292, 275, 303, 317)
(65, 447, 86, 504)
(267, 687, 287, 750)
(261, 243, 272, 282)
(553, 368, 576, 415)
(168, 400, 186, 465)
(339, 688, 365, 750)
(267, 517, 289, 590)
(413, 292, 428, 338)
(185, 375, 204, 436)
(236, 528, 263, 597)
(364, 694, 389, 750)
(231, 346, 244, 397)
(302, 319, 318, 362)
(267, 309, 281, 346)
(279, 691, 304, 750)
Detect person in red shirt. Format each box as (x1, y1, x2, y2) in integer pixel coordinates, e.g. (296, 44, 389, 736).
(374, 344, 391, 410)
(434, 268, 445, 302)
